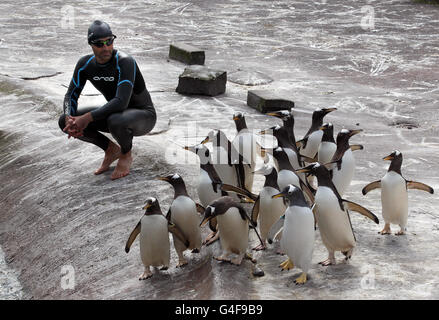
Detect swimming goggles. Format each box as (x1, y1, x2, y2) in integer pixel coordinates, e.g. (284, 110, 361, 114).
(91, 36, 116, 48)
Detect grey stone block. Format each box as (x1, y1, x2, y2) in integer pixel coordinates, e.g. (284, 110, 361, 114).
(247, 90, 294, 113)
(176, 65, 227, 97)
(169, 43, 205, 65)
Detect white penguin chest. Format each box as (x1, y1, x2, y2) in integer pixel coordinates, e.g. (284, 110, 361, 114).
(314, 187, 355, 251)
(282, 206, 315, 270)
(212, 147, 237, 186)
(217, 208, 249, 254)
(284, 147, 300, 169)
(198, 169, 221, 206)
(232, 131, 257, 165)
(171, 196, 201, 249)
(259, 187, 287, 239)
(211, 146, 229, 166)
(140, 215, 170, 266)
(302, 130, 323, 157)
(332, 149, 355, 195)
(318, 142, 337, 165)
(381, 171, 408, 223)
(171, 196, 198, 228)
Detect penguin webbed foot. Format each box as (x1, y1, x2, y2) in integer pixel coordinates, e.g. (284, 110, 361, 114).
(379, 224, 391, 235)
(139, 269, 153, 280)
(203, 231, 219, 246)
(395, 230, 406, 236)
(319, 258, 334, 266)
(279, 258, 294, 271)
(294, 272, 307, 285)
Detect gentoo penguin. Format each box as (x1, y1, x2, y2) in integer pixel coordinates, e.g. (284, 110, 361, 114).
(273, 146, 301, 190)
(222, 164, 287, 251)
(183, 144, 224, 246)
(272, 185, 315, 284)
(297, 107, 337, 160)
(201, 129, 246, 192)
(329, 129, 363, 196)
(200, 196, 253, 265)
(232, 112, 261, 192)
(260, 125, 306, 182)
(125, 197, 189, 280)
(272, 147, 315, 204)
(318, 124, 362, 167)
(317, 123, 337, 168)
(157, 174, 202, 267)
(362, 150, 434, 235)
(265, 110, 297, 151)
(297, 163, 379, 266)
(183, 144, 227, 207)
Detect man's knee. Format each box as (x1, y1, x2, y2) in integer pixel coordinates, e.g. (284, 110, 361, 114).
(107, 113, 126, 134)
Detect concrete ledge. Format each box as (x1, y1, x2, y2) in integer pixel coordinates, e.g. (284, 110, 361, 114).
(176, 65, 227, 96)
(247, 90, 294, 113)
(169, 43, 205, 65)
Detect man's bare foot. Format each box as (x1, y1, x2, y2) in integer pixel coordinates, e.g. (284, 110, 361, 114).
(111, 151, 132, 180)
(95, 142, 121, 175)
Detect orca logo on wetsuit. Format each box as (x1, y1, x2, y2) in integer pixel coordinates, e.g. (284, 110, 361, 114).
(93, 76, 115, 81)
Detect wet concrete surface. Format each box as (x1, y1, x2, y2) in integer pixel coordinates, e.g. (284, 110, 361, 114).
(1, 0, 439, 299)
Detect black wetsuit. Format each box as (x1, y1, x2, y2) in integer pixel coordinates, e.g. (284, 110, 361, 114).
(59, 49, 156, 154)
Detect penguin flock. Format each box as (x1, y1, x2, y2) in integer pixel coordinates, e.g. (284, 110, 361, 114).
(125, 108, 434, 285)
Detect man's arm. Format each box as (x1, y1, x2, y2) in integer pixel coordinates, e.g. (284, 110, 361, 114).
(63, 56, 93, 137)
(90, 54, 136, 121)
(63, 55, 92, 116)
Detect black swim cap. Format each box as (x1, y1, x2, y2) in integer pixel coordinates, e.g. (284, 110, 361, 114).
(87, 20, 115, 44)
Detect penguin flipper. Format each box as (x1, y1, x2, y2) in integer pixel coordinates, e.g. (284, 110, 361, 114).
(125, 221, 141, 253)
(343, 200, 379, 224)
(362, 180, 381, 195)
(221, 183, 258, 201)
(235, 163, 246, 189)
(168, 221, 190, 247)
(407, 181, 434, 194)
(250, 197, 261, 226)
(209, 217, 218, 233)
(238, 205, 264, 247)
(299, 178, 315, 205)
(350, 144, 364, 152)
(267, 215, 285, 244)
